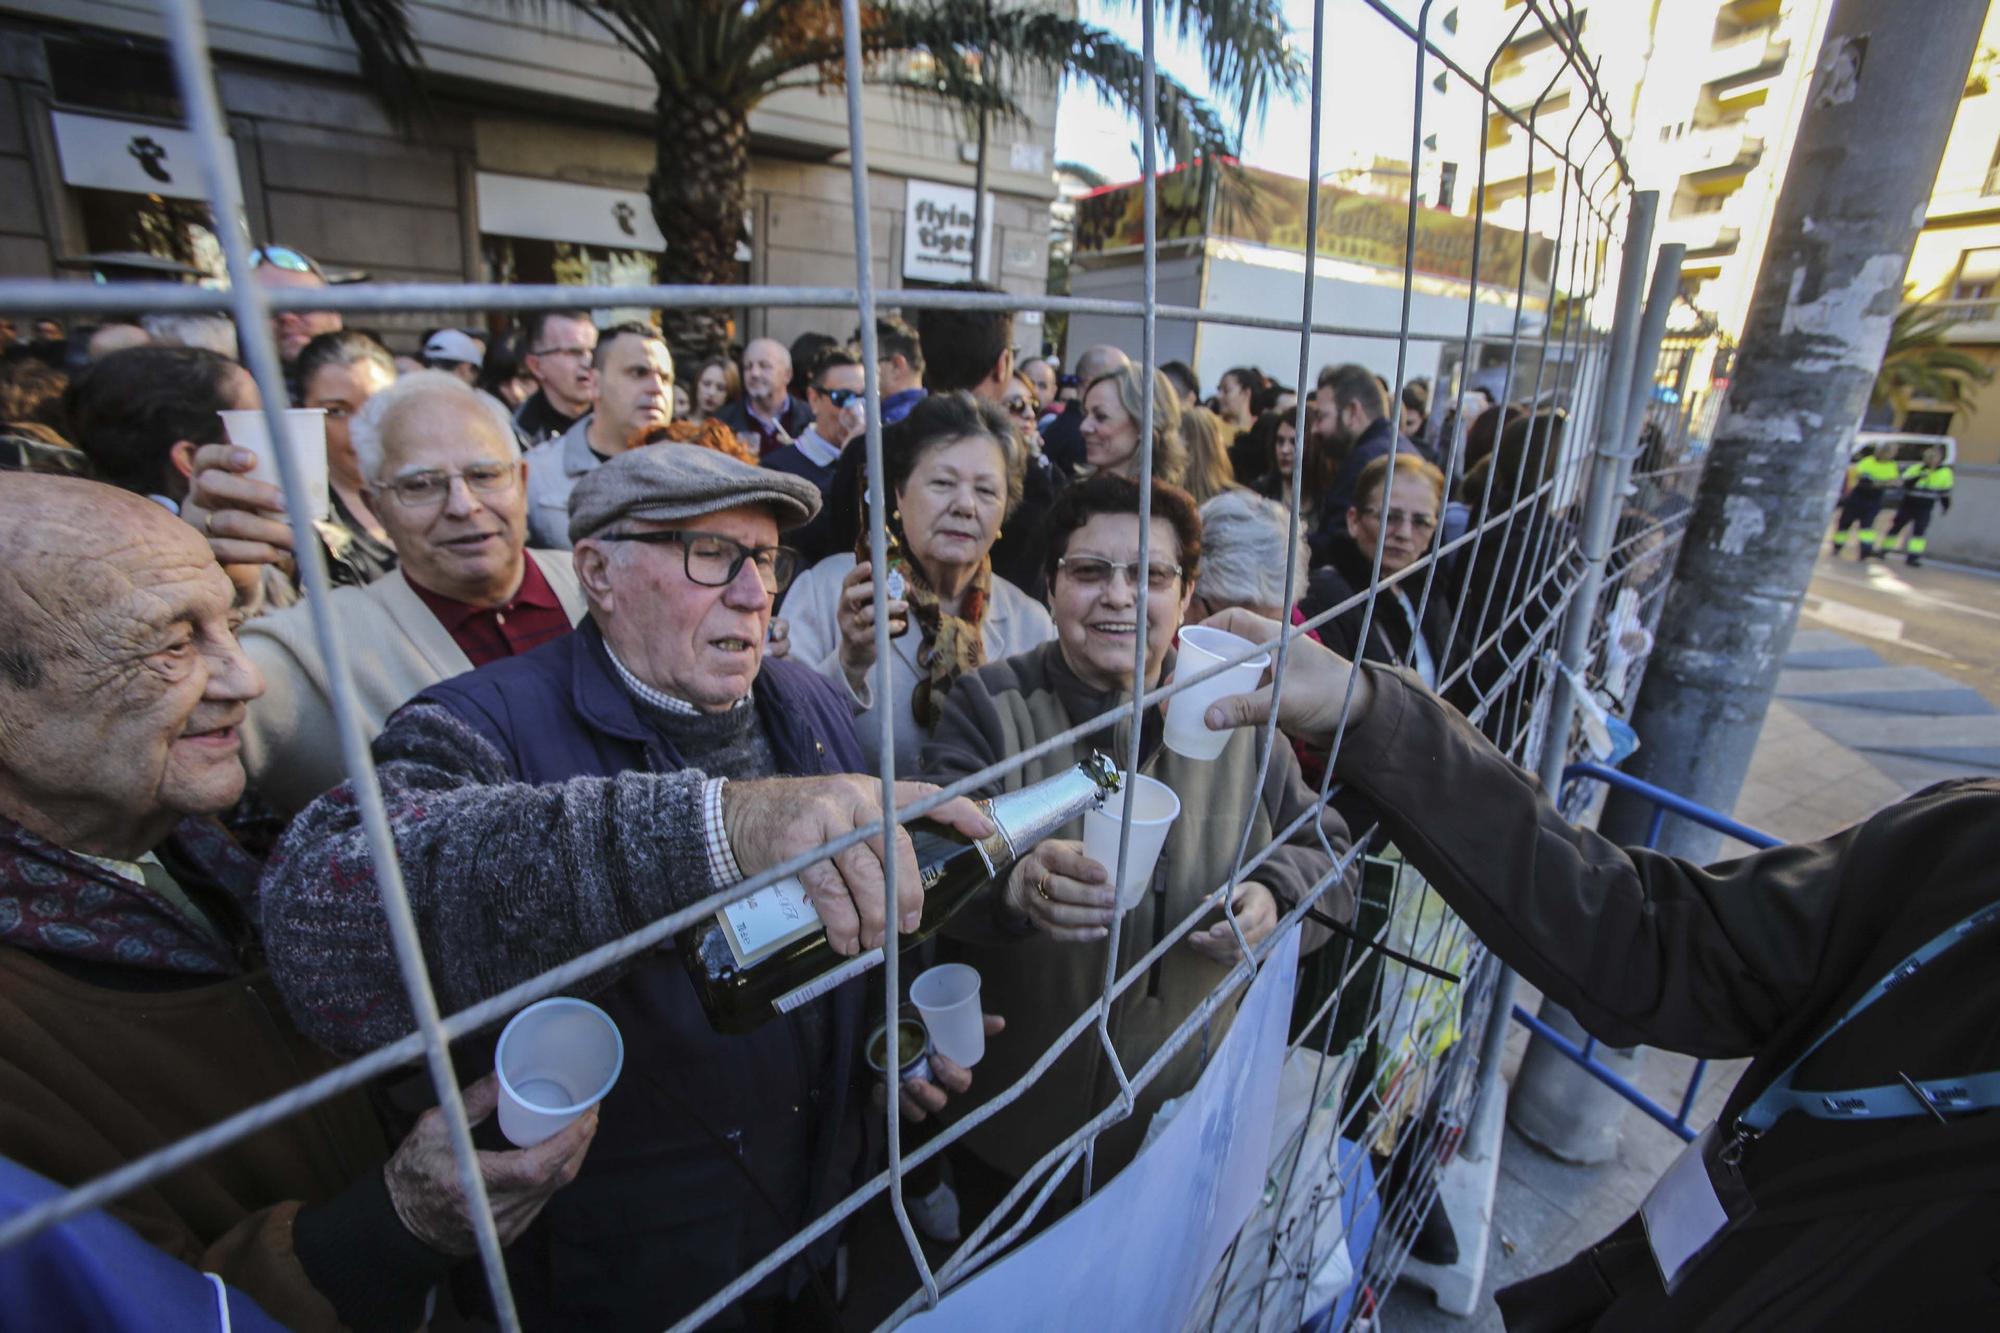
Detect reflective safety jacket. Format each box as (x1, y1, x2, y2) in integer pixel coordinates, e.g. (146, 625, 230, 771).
(1847, 454, 1902, 492)
(1899, 462, 1955, 507)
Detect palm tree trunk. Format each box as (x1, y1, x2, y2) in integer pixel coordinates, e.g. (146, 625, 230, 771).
(648, 90, 751, 363)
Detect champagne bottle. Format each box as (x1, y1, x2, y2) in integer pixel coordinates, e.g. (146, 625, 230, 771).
(683, 753, 1122, 1035)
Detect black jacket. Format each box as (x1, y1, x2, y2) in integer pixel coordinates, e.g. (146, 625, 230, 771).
(419, 629, 866, 1330)
(513, 389, 583, 447)
(1311, 417, 1436, 564)
(1299, 535, 1456, 680)
(717, 395, 814, 458)
(1340, 665, 2000, 1331)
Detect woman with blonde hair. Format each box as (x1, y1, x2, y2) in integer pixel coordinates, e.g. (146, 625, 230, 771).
(1079, 362, 1186, 486)
(1177, 404, 1239, 506)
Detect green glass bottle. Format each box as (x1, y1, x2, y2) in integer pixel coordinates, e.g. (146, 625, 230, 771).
(683, 753, 1122, 1035)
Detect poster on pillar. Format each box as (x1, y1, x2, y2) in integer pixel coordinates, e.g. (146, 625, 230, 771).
(903, 179, 994, 283)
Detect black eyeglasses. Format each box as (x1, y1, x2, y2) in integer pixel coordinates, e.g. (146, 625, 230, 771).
(597, 529, 800, 593)
(248, 245, 327, 280)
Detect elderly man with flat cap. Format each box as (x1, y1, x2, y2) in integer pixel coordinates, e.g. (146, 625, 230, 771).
(263, 444, 995, 1330)
(0, 473, 595, 1332)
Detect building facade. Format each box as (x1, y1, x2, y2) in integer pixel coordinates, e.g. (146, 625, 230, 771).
(0, 1, 1060, 355)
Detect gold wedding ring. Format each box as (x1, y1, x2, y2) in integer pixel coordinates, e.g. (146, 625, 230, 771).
(1035, 870, 1051, 901)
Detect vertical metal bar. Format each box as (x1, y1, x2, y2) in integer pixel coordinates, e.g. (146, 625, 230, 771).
(1646, 804, 1668, 849)
(1084, 0, 1161, 1201)
(151, 0, 522, 1326)
(837, 0, 937, 1306)
(1536, 191, 1658, 795)
(1244, 1, 1331, 1315)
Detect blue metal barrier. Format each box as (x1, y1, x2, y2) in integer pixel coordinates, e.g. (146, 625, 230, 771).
(1512, 762, 1783, 1142)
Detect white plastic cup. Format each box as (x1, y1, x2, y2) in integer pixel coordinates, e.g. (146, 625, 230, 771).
(1083, 774, 1182, 912)
(1164, 626, 1270, 760)
(218, 408, 331, 523)
(493, 997, 624, 1147)
(910, 963, 985, 1068)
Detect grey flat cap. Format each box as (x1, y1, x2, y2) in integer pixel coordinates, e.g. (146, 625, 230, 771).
(568, 444, 823, 544)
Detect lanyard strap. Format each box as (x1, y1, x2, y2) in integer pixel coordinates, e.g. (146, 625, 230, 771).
(1736, 900, 2000, 1134)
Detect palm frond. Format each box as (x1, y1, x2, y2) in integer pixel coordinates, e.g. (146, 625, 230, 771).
(313, 0, 428, 115)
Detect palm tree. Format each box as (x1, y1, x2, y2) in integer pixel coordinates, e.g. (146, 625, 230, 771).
(319, 0, 1301, 358)
(1874, 297, 1995, 420)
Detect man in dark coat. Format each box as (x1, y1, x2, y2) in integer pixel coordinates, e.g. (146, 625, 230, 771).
(0, 474, 594, 1333)
(1203, 609, 2000, 1331)
(1312, 363, 1438, 563)
(262, 445, 991, 1331)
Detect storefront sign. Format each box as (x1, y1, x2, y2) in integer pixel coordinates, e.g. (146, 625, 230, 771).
(476, 171, 665, 252)
(903, 179, 992, 282)
(50, 111, 235, 203)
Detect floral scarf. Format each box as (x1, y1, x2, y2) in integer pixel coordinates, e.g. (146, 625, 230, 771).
(0, 815, 256, 977)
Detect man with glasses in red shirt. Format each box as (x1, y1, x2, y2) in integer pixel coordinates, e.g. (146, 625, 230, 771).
(514, 309, 600, 444)
(233, 371, 586, 814)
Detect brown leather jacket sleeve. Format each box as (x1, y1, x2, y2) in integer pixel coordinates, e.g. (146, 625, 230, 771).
(1334, 663, 1851, 1057)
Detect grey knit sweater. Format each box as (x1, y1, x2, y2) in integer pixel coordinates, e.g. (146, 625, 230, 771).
(260, 701, 722, 1054)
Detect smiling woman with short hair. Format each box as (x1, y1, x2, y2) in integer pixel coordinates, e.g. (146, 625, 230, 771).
(919, 473, 1350, 1214)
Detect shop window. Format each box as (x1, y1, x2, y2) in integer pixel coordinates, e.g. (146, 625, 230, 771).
(1951, 246, 2000, 300)
(75, 187, 225, 282)
(482, 235, 660, 325)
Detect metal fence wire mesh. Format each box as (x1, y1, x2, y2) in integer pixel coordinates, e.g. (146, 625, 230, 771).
(0, 0, 1732, 1327)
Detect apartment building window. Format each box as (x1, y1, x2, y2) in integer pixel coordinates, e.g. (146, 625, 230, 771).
(1952, 246, 2000, 300)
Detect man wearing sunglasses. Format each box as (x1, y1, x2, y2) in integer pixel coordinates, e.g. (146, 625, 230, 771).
(248, 245, 341, 401)
(765, 348, 866, 501)
(263, 443, 995, 1329)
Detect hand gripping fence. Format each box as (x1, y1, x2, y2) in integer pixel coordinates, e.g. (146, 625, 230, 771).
(0, 0, 1734, 1326)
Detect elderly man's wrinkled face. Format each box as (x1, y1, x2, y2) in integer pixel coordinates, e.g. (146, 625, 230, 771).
(589, 504, 777, 712)
(368, 395, 528, 604)
(0, 482, 263, 855)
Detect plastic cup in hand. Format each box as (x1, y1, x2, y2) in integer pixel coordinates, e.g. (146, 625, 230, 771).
(1083, 774, 1181, 912)
(218, 408, 331, 522)
(1164, 626, 1270, 760)
(910, 964, 985, 1068)
(494, 997, 624, 1147)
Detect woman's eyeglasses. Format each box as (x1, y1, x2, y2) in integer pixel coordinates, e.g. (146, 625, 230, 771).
(1354, 506, 1438, 533)
(1056, 555, 1183, 592)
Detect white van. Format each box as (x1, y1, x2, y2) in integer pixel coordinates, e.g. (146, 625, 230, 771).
(1851, 432, 1956, 468)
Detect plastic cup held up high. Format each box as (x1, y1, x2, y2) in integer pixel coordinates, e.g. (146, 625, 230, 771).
(218, 407, 331, 523)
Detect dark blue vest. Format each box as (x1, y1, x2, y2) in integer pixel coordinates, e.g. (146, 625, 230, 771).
(420, 622, 867, 1329)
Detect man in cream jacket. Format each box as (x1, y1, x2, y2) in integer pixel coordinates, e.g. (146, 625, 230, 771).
(238, 372, 586, 813)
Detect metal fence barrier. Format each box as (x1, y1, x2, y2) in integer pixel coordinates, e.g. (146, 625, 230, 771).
(0, 0, 1739, 1327)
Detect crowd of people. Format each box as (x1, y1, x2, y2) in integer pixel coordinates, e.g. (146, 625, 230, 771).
(0, 246, 1587, 1330)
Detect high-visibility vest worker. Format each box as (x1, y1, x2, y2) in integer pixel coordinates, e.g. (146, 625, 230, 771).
(1831, 452, 1904, 557)
(1886, 459, 1955, 565)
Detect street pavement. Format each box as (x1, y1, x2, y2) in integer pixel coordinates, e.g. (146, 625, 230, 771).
(1380, 550, 2000, 1331)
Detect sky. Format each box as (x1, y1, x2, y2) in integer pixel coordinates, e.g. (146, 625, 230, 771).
(1054, 0, 1436, 185)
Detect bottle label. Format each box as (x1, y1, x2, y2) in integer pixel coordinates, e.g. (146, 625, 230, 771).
(773, 946, 885, 1013)
(718, 877, 825, 969)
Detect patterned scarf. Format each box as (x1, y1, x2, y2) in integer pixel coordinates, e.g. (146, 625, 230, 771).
(863, 511, 993, 729)
(0, 815, 257, 977)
